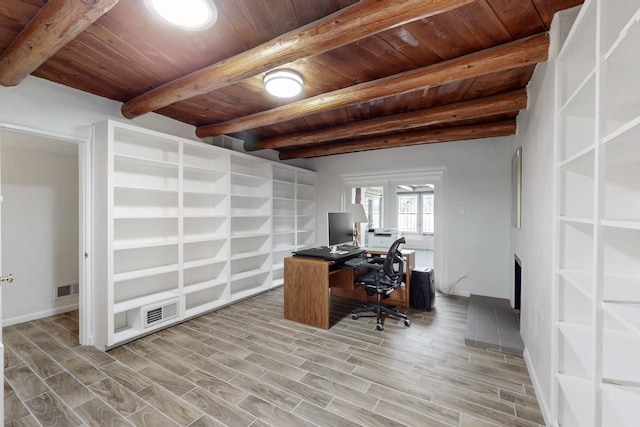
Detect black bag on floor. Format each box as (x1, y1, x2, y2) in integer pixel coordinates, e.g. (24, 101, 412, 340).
(410, 267, 435, 311)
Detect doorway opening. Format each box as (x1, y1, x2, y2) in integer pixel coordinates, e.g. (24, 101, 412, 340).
(396, 183, 435, 269)
(0, 125, 90, 345)
(340, 169, 445, 291)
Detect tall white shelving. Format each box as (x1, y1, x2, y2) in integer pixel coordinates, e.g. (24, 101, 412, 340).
(272, 165, 297, 287)
(271, 165, 317, 286)
(555, 1, 640, 425)
(182, 143, 230, 319)
(229, 154, 273, 300)
(93, 120, 315, 348)
(296, 170, 317, 250)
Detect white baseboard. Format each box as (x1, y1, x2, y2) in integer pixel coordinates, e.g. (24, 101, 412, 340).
(451, 289, 470, 297)
(523, 347, 553, 427)
(3, 303, 79, 327)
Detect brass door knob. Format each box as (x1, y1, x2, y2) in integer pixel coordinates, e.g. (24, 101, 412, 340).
(1, 274, 14, 283)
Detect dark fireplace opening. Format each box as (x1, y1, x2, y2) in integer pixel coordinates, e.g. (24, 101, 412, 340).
(514, 255, 522, 311)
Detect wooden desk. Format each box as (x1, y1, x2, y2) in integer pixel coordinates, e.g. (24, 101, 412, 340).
(284, 257, 354, 329)
(283, 249, 414, 329)
(331, 249, 414, 309)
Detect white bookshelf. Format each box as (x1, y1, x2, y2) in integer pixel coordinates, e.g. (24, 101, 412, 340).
(272, 165, 296, 287)
(296, 170, 317, 250)
(181, 142, 229, 317)
(229, 154, 273, 300)
(555, 1, 640, 425)
(270, 165, 317, 286)
(93, 120, 315, 348)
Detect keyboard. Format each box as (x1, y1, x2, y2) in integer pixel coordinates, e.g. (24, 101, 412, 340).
(337, 244, 356, 250)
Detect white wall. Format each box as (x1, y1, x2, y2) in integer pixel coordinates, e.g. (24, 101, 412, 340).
(309, 138, 514, 298)
(511, 7, 580, 423)
(0, 76, 204, 143)
(1, 137, 79, 323)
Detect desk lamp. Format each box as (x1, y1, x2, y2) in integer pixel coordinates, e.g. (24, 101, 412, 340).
(348, 203, 368, 247)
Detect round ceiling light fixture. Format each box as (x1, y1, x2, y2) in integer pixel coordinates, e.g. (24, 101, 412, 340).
(145, 0, 217, 31)
(263, 70, 304, 98)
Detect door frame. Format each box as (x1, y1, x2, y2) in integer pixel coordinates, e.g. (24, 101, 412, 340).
(0, 122, 93, 345)
(339, 168, 446, 291)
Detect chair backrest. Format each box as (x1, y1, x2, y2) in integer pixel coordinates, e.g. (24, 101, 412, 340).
(382, 237, 406, 285)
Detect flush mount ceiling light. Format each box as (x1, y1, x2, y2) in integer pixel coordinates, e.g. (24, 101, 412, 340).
(145, 0, 217, 31)
(263, 70, 304, 98)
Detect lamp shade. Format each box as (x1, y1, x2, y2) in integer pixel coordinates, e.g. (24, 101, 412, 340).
(348, 203, 368, 223)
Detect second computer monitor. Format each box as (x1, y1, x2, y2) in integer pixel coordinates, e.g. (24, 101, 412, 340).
(328, 212, 354, 247)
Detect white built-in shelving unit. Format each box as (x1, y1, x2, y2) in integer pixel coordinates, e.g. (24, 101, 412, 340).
(271, 165, 317, 286)
(229, 155, 273, 300)
(272, 166, 297, 287)
(93, 120, 315, 348)
(182, 143, 229, 319)
(296, 170, 317, 251)
(554, 1, 640, 425)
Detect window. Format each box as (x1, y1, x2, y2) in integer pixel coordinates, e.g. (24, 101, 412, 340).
(398, 194, 417, 232)
(422, 193, 434, 233)
(350, 187, 383, 247)
(397, 187, 434, 234)
(352, 187, 383, 229)
(366, 195, 382, 229)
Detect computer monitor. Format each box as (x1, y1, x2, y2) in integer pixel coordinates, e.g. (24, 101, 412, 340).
(328, 212, 354, 248)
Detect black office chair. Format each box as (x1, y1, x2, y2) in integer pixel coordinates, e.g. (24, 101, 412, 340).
(351, 237, 411, 331)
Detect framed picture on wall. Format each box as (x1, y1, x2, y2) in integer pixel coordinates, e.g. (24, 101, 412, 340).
(512, 147, 522, 229)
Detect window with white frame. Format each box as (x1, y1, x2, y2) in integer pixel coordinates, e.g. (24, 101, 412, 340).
(352, 187, 383, 229)
(422, 193, 434, 233)
(397, 186, 434, 234)
(366, 194, 382, 229)
(397, 194, 417, 232)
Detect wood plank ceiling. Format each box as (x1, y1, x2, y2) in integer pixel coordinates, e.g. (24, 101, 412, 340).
(0, 0, 583, 159)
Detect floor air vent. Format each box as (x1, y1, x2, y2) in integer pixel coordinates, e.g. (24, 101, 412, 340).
(142, 299, 178, 328)
(56, 282, 79, 299)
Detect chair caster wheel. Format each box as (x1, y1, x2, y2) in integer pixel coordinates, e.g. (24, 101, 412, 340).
(352, 314, 358, 320)
(376, 324, 383, 331)
(404, 319, 411, 327)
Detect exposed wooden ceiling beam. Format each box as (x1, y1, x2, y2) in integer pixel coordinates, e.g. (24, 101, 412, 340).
(0, 0, 119, 87)
(245, 90, 528, 151)
(121, 0, 473, 119)
(196, 33, 548, 138)
(278, 121, 517, 159)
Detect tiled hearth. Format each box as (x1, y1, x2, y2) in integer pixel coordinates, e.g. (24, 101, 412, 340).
(465, 294, 524, 356)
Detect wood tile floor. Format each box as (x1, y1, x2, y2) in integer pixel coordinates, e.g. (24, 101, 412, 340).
(4, 288, 545, 426)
